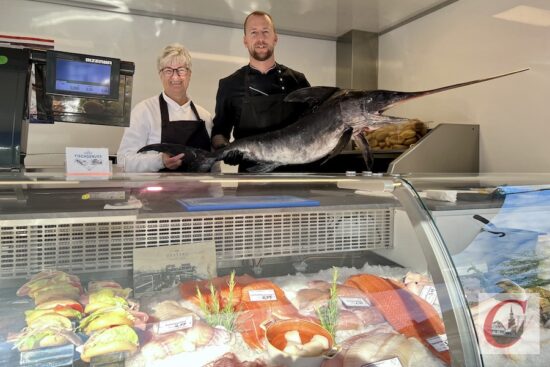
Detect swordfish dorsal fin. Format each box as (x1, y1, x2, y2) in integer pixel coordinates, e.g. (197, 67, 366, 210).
(284, 86, 340, 107)
(379, 68, 530, 113)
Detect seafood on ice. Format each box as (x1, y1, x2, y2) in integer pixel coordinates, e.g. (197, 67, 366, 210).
(295, 280, 386, 330)
(346, 274, 450, 365)
(322, 325, 444, 367)
(140, 320, 232, 361)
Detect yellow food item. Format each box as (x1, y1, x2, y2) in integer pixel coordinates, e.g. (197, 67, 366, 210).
(363, 119, 427, 151)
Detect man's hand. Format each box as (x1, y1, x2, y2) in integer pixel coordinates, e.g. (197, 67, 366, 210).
(162, 153, 184, 170)
(212, 134, 229, 149)
(223, 150, 244, 165)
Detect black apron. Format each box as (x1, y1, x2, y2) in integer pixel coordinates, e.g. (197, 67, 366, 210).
(159, 94, 211, 171)
(236, 67, 304, 172)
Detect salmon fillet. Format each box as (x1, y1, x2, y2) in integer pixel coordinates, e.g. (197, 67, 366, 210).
(345, 274, 450, 365)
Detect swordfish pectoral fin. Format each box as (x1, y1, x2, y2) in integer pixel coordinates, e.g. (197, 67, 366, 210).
(320, 127, 353, 165)
(284, 86, 340, 108)
(353, 133, 374, 170)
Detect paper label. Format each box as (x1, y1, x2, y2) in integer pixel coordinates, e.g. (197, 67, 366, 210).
(361, 357, 403, 367)
(157, 315, 193, 334)
(426, 334, 449, 352)
(66, 147, 110, 175)
(419, 286, 438, 305)
(249, 289, 277, 302)
(340, 296, 371, 308)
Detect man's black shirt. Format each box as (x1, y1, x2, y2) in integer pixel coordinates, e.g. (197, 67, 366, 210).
(211, 64, 310, 139)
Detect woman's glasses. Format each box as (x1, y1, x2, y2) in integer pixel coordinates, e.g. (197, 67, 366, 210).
(160, 67, 190, 77)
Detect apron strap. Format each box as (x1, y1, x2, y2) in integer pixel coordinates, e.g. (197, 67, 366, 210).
(189, 101, 203, 122)
(159, 93, 169, 123)
(160, 93, 202, 122)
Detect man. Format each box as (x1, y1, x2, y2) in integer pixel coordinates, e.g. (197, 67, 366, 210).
(211, 11, 310, 171)
(117, 43, 214, 172)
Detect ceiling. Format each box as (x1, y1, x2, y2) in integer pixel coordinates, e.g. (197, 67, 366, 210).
(32, 0, 458, 40)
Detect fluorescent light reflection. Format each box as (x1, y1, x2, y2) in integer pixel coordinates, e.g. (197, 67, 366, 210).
(146, 186, 163, 192)
(191, 51, 248, 65)
(31, 11, 132, 27)
(493, 5, 550, 27)
(91, 0, 129, 12)
(201, 178, 361, 183)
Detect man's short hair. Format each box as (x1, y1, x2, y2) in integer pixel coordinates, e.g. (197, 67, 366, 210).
(243, 11, 276, 34)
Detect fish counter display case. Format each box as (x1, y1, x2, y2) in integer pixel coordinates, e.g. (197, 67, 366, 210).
(0, 172, 549, 367)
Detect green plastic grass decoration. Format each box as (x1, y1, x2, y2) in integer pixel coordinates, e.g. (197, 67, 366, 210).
(196, 270, 237, 331)
(316, 267, 339, 339)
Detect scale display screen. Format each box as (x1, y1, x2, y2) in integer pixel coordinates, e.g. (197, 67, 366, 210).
(45, 50, 120, 100)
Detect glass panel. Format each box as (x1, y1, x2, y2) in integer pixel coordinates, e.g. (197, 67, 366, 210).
(405, 173, 550, 367)
(0, 172, 459, 366)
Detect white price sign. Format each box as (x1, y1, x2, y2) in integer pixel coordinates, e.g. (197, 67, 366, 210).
(249, 289, 277, 302)
(426, 334, 449, 352)
(420, 286, 438, 305)
(157, 315, 193, 334)
(340, 297, 371, 308)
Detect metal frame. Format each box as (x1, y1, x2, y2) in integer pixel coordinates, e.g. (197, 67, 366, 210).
(392, 178, 483, 366)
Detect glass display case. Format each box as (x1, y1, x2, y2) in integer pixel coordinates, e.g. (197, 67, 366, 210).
(0, 172, 549, 367)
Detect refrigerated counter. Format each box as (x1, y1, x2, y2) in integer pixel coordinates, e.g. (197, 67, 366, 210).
(0, 172, 548, 366)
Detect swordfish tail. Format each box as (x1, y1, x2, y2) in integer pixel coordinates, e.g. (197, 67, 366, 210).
(137, 143, 218, 173)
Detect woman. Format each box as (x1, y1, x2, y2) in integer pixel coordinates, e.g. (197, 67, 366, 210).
(117, 43, 214, 172)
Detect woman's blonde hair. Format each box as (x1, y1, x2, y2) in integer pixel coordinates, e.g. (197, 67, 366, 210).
(157, 43, 192, 72)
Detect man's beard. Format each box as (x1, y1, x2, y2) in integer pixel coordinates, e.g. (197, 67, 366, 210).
(250, 45, 274, 61)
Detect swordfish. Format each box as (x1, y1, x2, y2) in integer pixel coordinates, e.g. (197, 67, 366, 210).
(139, 68, 529, 173)
(218, 67, 528, 172)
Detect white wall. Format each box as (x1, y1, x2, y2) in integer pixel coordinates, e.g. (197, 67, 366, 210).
(379, 0, 550, 172)
(6, 0, 550, 172)
(1, 0, 335, 167)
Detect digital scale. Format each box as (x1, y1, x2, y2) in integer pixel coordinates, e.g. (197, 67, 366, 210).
(0, 46, 135, 171)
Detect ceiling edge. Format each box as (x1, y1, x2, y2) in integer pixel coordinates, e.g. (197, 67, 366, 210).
(378, 0, 460, 36)
(28, 0, 338, 41)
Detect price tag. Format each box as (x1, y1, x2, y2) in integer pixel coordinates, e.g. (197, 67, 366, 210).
(249, 289, 277, 302)
(157, 315, 193, 334)
(340, 297, 371, 308)
(426, 334, 449, 352)
(419, 286, 438, 305)
(361, 357, 403, 367)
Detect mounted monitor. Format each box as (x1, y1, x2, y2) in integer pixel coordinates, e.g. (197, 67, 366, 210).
(45, 50, 120, 100)
(31, 49, 134, 127)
